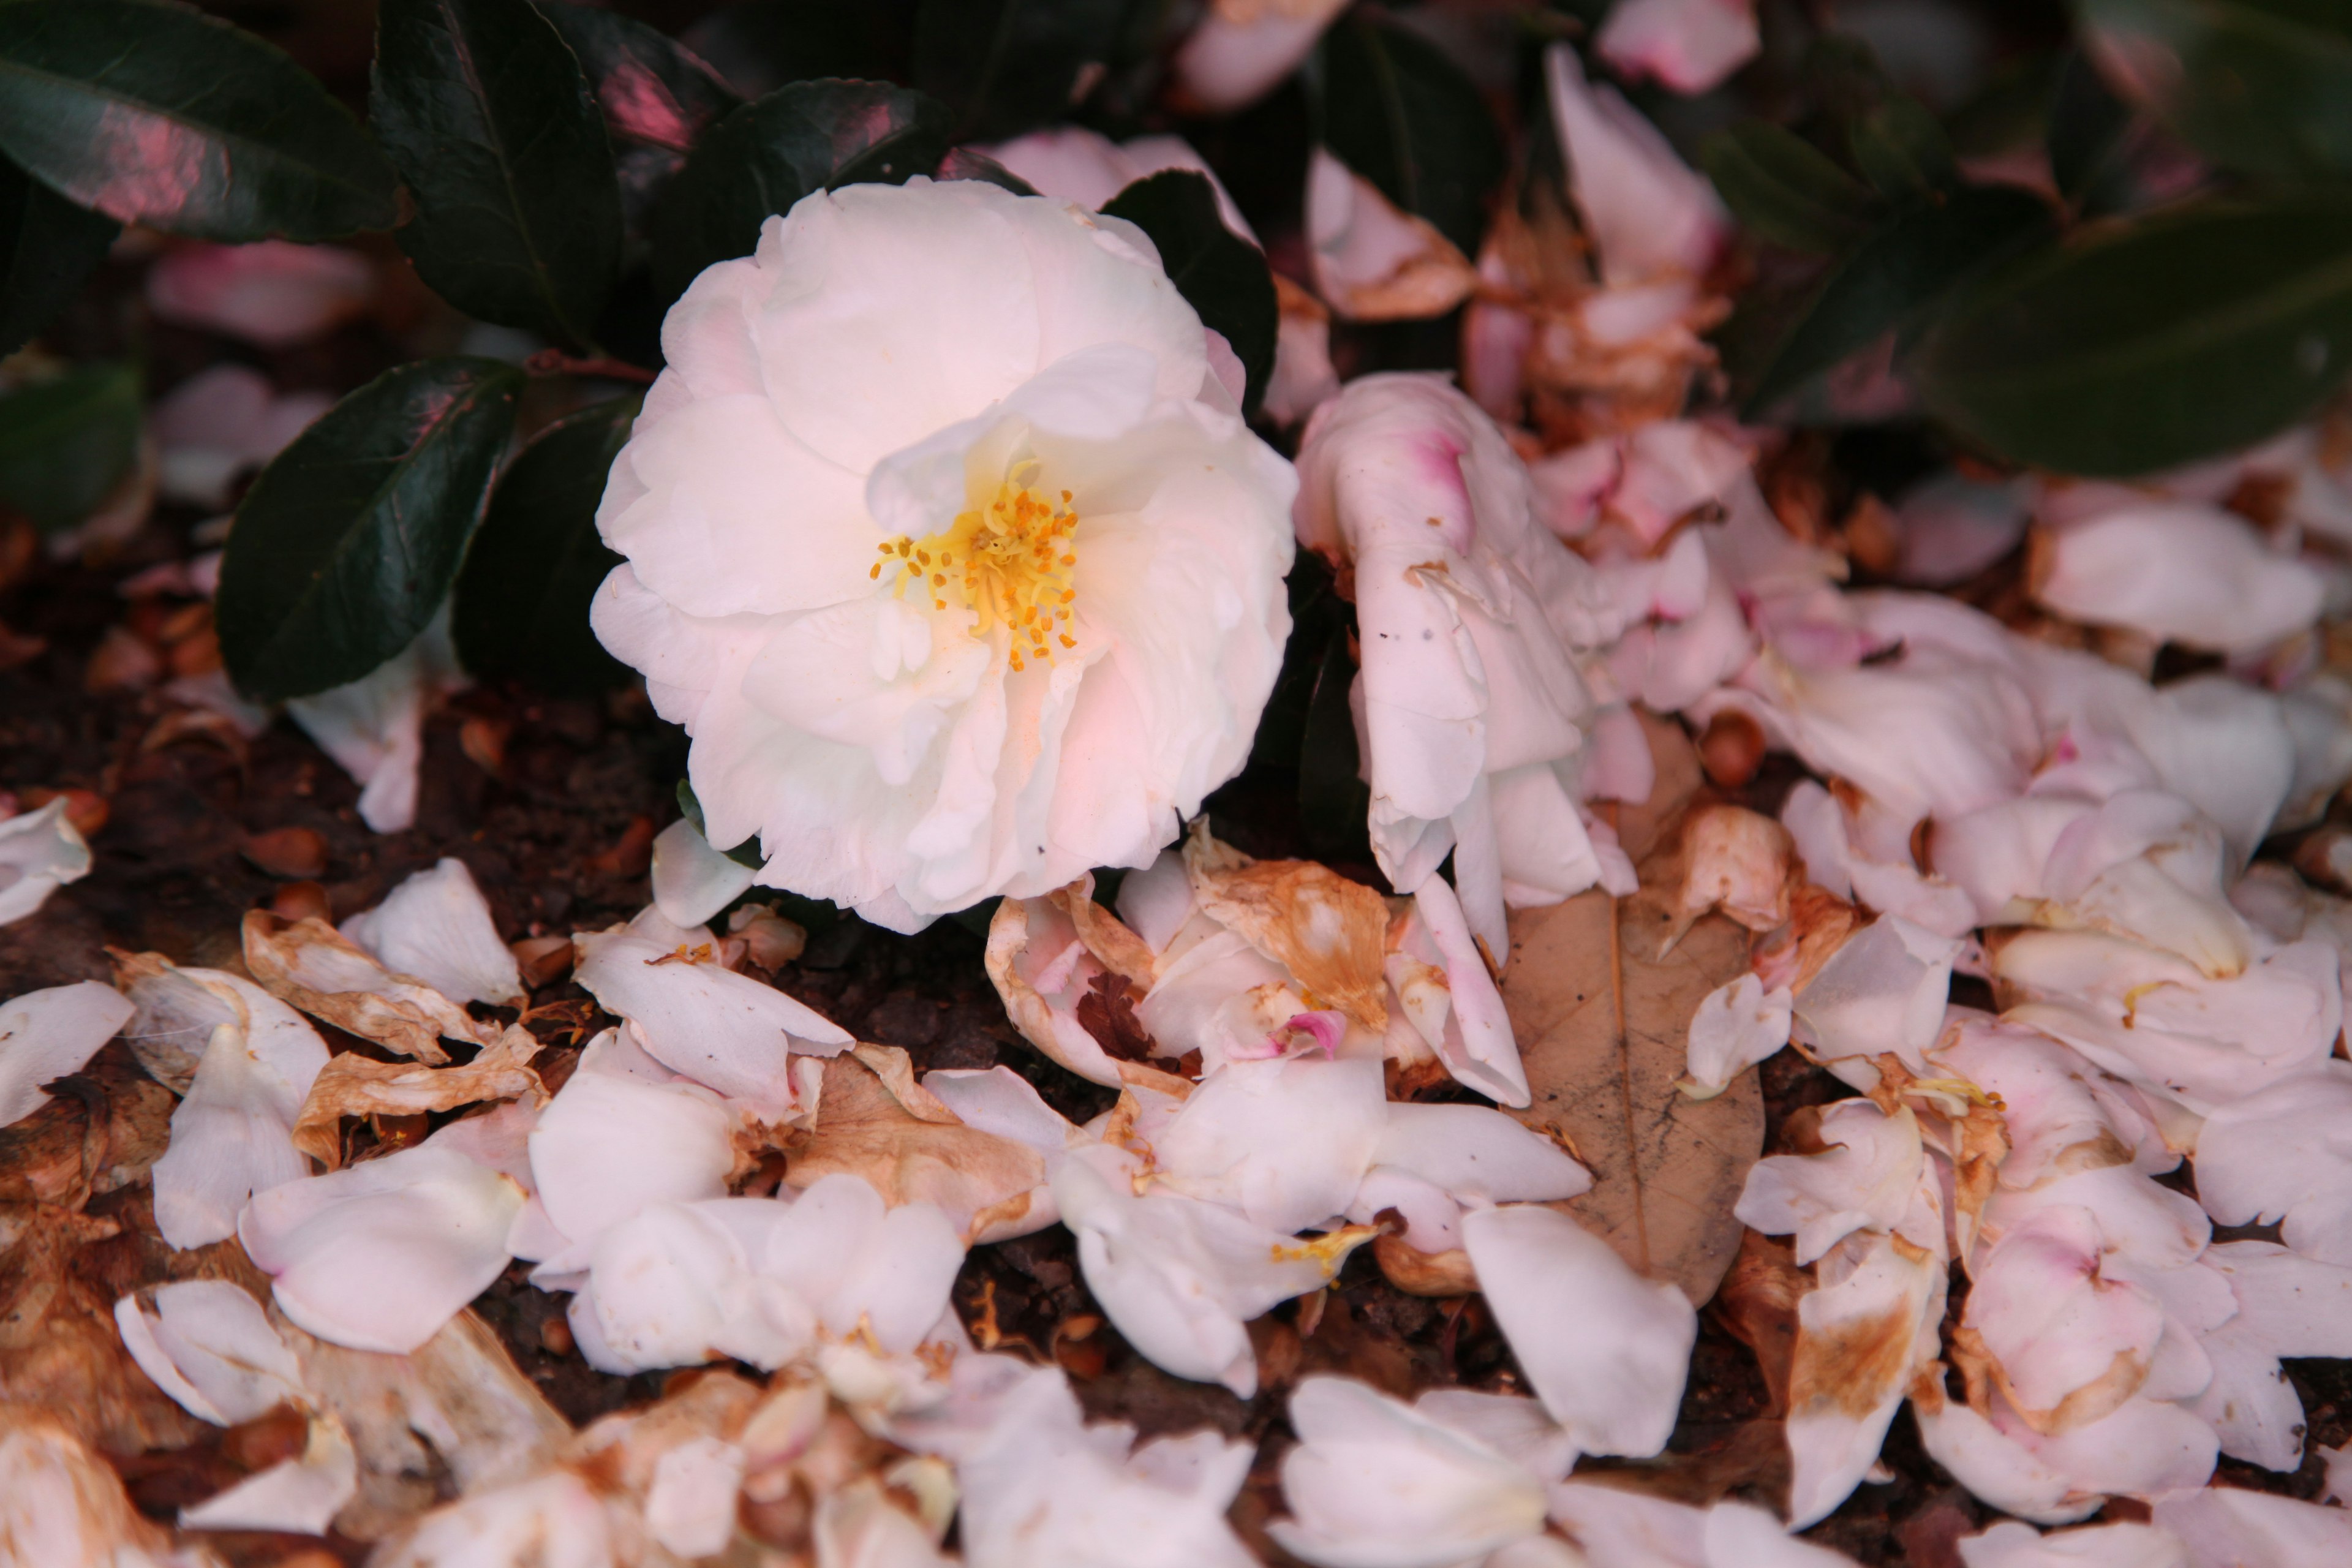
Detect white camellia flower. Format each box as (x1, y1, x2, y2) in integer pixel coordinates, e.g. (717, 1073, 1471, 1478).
(593, 177, 1296, 930)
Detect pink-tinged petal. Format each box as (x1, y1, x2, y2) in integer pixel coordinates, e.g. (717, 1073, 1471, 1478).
(113, 1281, 304, 1428)
(1598, 0, 1759, 92)
(1735, 1099, 1923, 1265)
(1955, 1519, 2187, 1568)
(1373, 1101, 1591, 1205)
(340, 857, 524, 1009)
(1462, 1204, 1694, 1457)
(2193, 1063, 2352, 1266)
(0, 797, 94, 927)
(1964, 1205, 2165, 1431)
(151, 974, 330, 1250)
(1171, 0, 1352, 115)
(1544, 44, 1728, 286)
(1306, 149, 1477, 322)
(2149, 1487, 2352, 1566)
(573, 916, 849, 1110)
(2035, 502, 2325, 656)
(525, 1034, 737, 1253)
(239, 1144, 523, 1354)
(146, 241, 374, 348)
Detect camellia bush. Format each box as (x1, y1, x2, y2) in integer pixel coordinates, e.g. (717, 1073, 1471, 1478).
(7, 0, 2352, 1565)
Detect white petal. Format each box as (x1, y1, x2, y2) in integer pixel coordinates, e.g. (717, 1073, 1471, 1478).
(2150, 1487, 2352, 1567)
(573, 922, 849, 1107)
(1735, 1099, 1923, 1265)
(1786, 1231, 1945, 1526)
(2193, 1063, 2352, 1264)
(649, 818, 758, 931)
(373, 1471, 612, 1568)
(1792, 916, 1961, 1084)
(1371, 1101, 1589, 1204)
(1955, 1519, 2188, 1568)
(1270, 1375, 1548, 1568)
(2036, 502, 2324, 655)
(240, 1144, 522, 1354)
(113, 1280, 306, 1427)
(178, 1411, 356, 1535)
(1461, 1204, 1694, 1457)
(146, 241, 374, 347)
(284, 613, 461, 835)
(152, 981, 330, 1250)
(0, 797, 92, 927)
(341, 857, 524, 1008)
(644, 1434, 747, 1558)
(1681, 974, 1792, 1098)
(1542, 43, 1727, 285)
(1153, 1053, 1387, 1233)
(0, 981, 132, 1126)
(527, 1042, 736, 1250)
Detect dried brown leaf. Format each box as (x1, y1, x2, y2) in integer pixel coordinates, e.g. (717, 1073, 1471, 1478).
(243, 910, 484, 1063)
(290, 1025, 545, 1169)
(1499, 715, 1765, 1307)
(0, 1204, 203, 1454)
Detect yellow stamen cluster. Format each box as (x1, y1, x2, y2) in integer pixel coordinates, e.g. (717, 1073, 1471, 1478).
(871, 461, 1080, 673)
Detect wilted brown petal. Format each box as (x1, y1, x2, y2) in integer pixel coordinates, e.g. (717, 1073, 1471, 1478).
(289, 1025, 545, 1169)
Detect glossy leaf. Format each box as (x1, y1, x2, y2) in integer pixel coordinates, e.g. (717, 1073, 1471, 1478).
(935, 145, 1038, 195)
(2047, 50, 2135, 205)
(453, 396, 634, 695)
(1918, 196, 2352, 476)
(1317, 12, 1505, 255)
(1103, 171, 1276, 417)
(0, 363, 140, 535)
(1701, 123, 1881, 254)
(372, 0, 624, 349)
(1743, 185, 2051, 417)
(217, 358, 522, 701)
(538, 2, 737, 256)
(1296, 622, 1372, 866)
(0, 0, 397, 241)
(0, 157, 119, 356)
(911, 0, 1126, 141)
(650, 78, 949, 304)
(2076, 0, 2352, 181)
(1849, 96, 1956, 198)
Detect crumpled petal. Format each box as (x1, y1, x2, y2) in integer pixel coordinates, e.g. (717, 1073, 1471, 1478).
(1052, 1155, 1348, 1396)
(1461, 1203, 1695, 1457)
(2034, 501, 2324, 656)
(1681, 973, 1793, 1099)
(2192, 1062, 2352, 1265)
(0, 981, 134, 1128)
(340, 857, 526, 1008)
(243, 908, 485, 1065)
(1306, 148, 1477, 322)
(150, 971, 331, 1250)
(1543, 43, 1728, 287)
(240, 1142, 524, 1354)
(573, 910, 850, 1110)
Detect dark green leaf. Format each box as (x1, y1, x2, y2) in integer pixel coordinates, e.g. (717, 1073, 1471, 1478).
(0, 157, 118, 356)
(1849, 96, 1956, 198)
(217, 358, 522, 701)
(2076, 0, 2352, 181)
(1318, 13, 1505, 255)
(683, 0, 913, 99)
(372, 0, 624, 348)
(911, 0, 1125, 141)
(1918, 195, 2352, 476)
(650, 78, 949, 304)
(1743, 185, 2052, 417)
(1297, 623, 1372, 865)
(0, 363, 140, 534)
(1701, 123, 1881, 254)
(538, 2, 738, 258)
(0, 0, 396, 241)
(1946, 50, 2064, 159)
(2047, 50, 2135, 205)
(454, 396, 634, 695)
(935, 145, 1038, 195)
(1103, 171, 1277, 417)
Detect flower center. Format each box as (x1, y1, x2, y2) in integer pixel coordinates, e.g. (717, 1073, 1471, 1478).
(873, 458, 1079, 673)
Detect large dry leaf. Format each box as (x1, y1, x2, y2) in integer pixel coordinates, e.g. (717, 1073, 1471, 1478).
(787, 1047, 1049, 1244)
(290, 1025, 545, 1168)
(243, 910, 486, 1064)
(1499, 717, 1764, 1307)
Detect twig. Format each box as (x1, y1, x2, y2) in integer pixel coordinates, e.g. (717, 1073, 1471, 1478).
(523, 349, 657, 385)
